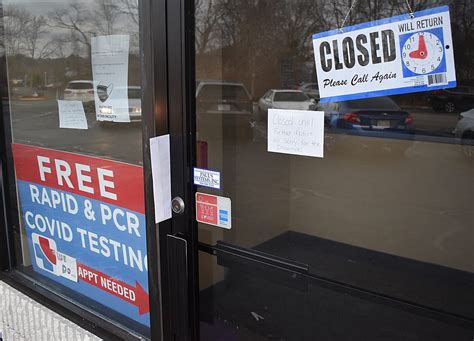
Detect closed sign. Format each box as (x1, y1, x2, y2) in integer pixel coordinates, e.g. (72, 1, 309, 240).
(312, 6, 456, 103)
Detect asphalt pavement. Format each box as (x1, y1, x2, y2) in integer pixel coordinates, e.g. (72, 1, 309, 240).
(9, 99, 143, 165)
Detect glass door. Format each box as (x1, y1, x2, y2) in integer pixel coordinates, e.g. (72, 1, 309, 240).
(192, 0, 474, 340)
(0, 0, 167, 339)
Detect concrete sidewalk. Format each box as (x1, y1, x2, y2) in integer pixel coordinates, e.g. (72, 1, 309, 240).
(0, 281, 100, 341)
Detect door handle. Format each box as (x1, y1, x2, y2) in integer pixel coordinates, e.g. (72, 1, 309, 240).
(166, 234, 189, 340)
(212, 241, 309, 291)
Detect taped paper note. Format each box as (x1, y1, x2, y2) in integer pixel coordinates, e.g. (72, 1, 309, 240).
(57, 100, 88, 130)
(150, 135, 172, 223)
(91, 35, 130, 122)
(268, 109, 324, 158)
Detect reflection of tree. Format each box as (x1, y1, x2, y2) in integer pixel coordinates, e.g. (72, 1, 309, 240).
(0, 4, 4, 58)
(3, 5, 53, 59)
(23, 15, 47, 59)
(49, 2, 94, 58)
(196, 0, 474, 97)
(450, 0, 474, 80)
(93, 0, 121, 36)
(2, 0, 141, 90)
(49, 0, 140, 56)
(116, 0, 140, 53)
(313, 0, 444, 29)
(196, 0, 327, 95)
(4, 5, 30, 56)
(118, 0, 139, 26)
(195, 0, 223, 54)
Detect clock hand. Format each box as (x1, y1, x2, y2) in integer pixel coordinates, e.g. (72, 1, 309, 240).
(409, 35, 428, 59)
(418, 35, 427, 54)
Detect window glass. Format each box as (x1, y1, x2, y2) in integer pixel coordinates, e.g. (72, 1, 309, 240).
(66, 82, 95, 90)
(128, 87, 142, 99)
(195, 0, 474, 338)
(198, 84, 250, 101)
(273, 91, 309, 102)
(2, 0, 150, 336)
(344, 97, 401, 110)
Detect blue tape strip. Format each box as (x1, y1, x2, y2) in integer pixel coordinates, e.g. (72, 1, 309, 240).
(318, 80, 457, 103)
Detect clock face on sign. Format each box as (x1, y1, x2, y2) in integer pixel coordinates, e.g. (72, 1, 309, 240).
(401, 31, 444, 75)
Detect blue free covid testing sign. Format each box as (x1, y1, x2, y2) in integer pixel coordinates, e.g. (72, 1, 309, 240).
(312, 6, 456, 103)
(13, 144, 150, 326)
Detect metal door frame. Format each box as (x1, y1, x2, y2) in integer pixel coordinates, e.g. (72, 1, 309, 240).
(0, 0, 173, 339)
(162, 0, 200, 339)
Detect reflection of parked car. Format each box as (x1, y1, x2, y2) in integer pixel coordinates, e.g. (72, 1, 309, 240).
(64, 80, 95, 102)
(317, 96, 413, 132)
(454, 109, 474, 145)
(196, 80, 254, 140)
(299, 83, 320, 100)
(98, 86, 142, 126)
(258, 90, 316, 120)
(428, 86, 474, 113)
(127, 86, 142, 122)
(196, 81, 253, 115)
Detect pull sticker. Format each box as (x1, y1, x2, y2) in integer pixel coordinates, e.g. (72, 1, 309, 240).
(196, 193, 231, 229)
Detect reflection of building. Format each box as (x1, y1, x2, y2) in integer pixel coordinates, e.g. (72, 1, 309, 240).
(280, 58, 315, 90)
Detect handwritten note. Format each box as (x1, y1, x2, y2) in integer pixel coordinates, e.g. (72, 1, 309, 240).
(58, 100, 88, 130)
(268, 109, 324, 158)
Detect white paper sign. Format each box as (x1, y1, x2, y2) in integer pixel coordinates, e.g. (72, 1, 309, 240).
(57, 100, 88, 130)
(268, 109, 324, 158)
(150, 135, 172, 224)
(312, 6, 456, 102)
(55, 251, 78, 282)
(193, 168, 220, 189)
(91, 35, 130, 122)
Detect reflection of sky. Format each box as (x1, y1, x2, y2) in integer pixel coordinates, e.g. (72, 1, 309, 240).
(2, 0, 130, 18)
(3, 0, 140, 57)
(2, 1, 87, 15)
(3, 0, 95, 4)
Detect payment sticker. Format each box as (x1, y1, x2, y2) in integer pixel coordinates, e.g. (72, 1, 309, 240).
(196, 193, 231, 229)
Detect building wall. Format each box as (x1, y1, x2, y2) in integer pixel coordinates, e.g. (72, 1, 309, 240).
(0, 281, 100, 340)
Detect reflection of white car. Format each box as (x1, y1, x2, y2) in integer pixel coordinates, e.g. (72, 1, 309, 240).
(258, 90, 316, 121)
(454, 109, 474, 144)
(98, 86, 142, 125)
(299, 83, 320, 100)
(127, 86, 142, 122)
(63, 80, 95, 102)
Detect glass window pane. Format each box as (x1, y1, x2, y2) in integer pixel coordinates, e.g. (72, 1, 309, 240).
(196, 0, 474, 337)
(2, 0, 150, 335)
(273, 91, 309, 102)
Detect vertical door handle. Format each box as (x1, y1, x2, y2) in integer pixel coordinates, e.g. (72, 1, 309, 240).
(166, 234, 189, 340)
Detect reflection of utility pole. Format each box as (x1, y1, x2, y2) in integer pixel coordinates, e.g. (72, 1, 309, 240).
(44, 72, 47, 87)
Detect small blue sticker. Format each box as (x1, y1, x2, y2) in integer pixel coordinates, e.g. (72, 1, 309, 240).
(219, 209, 228, 222)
